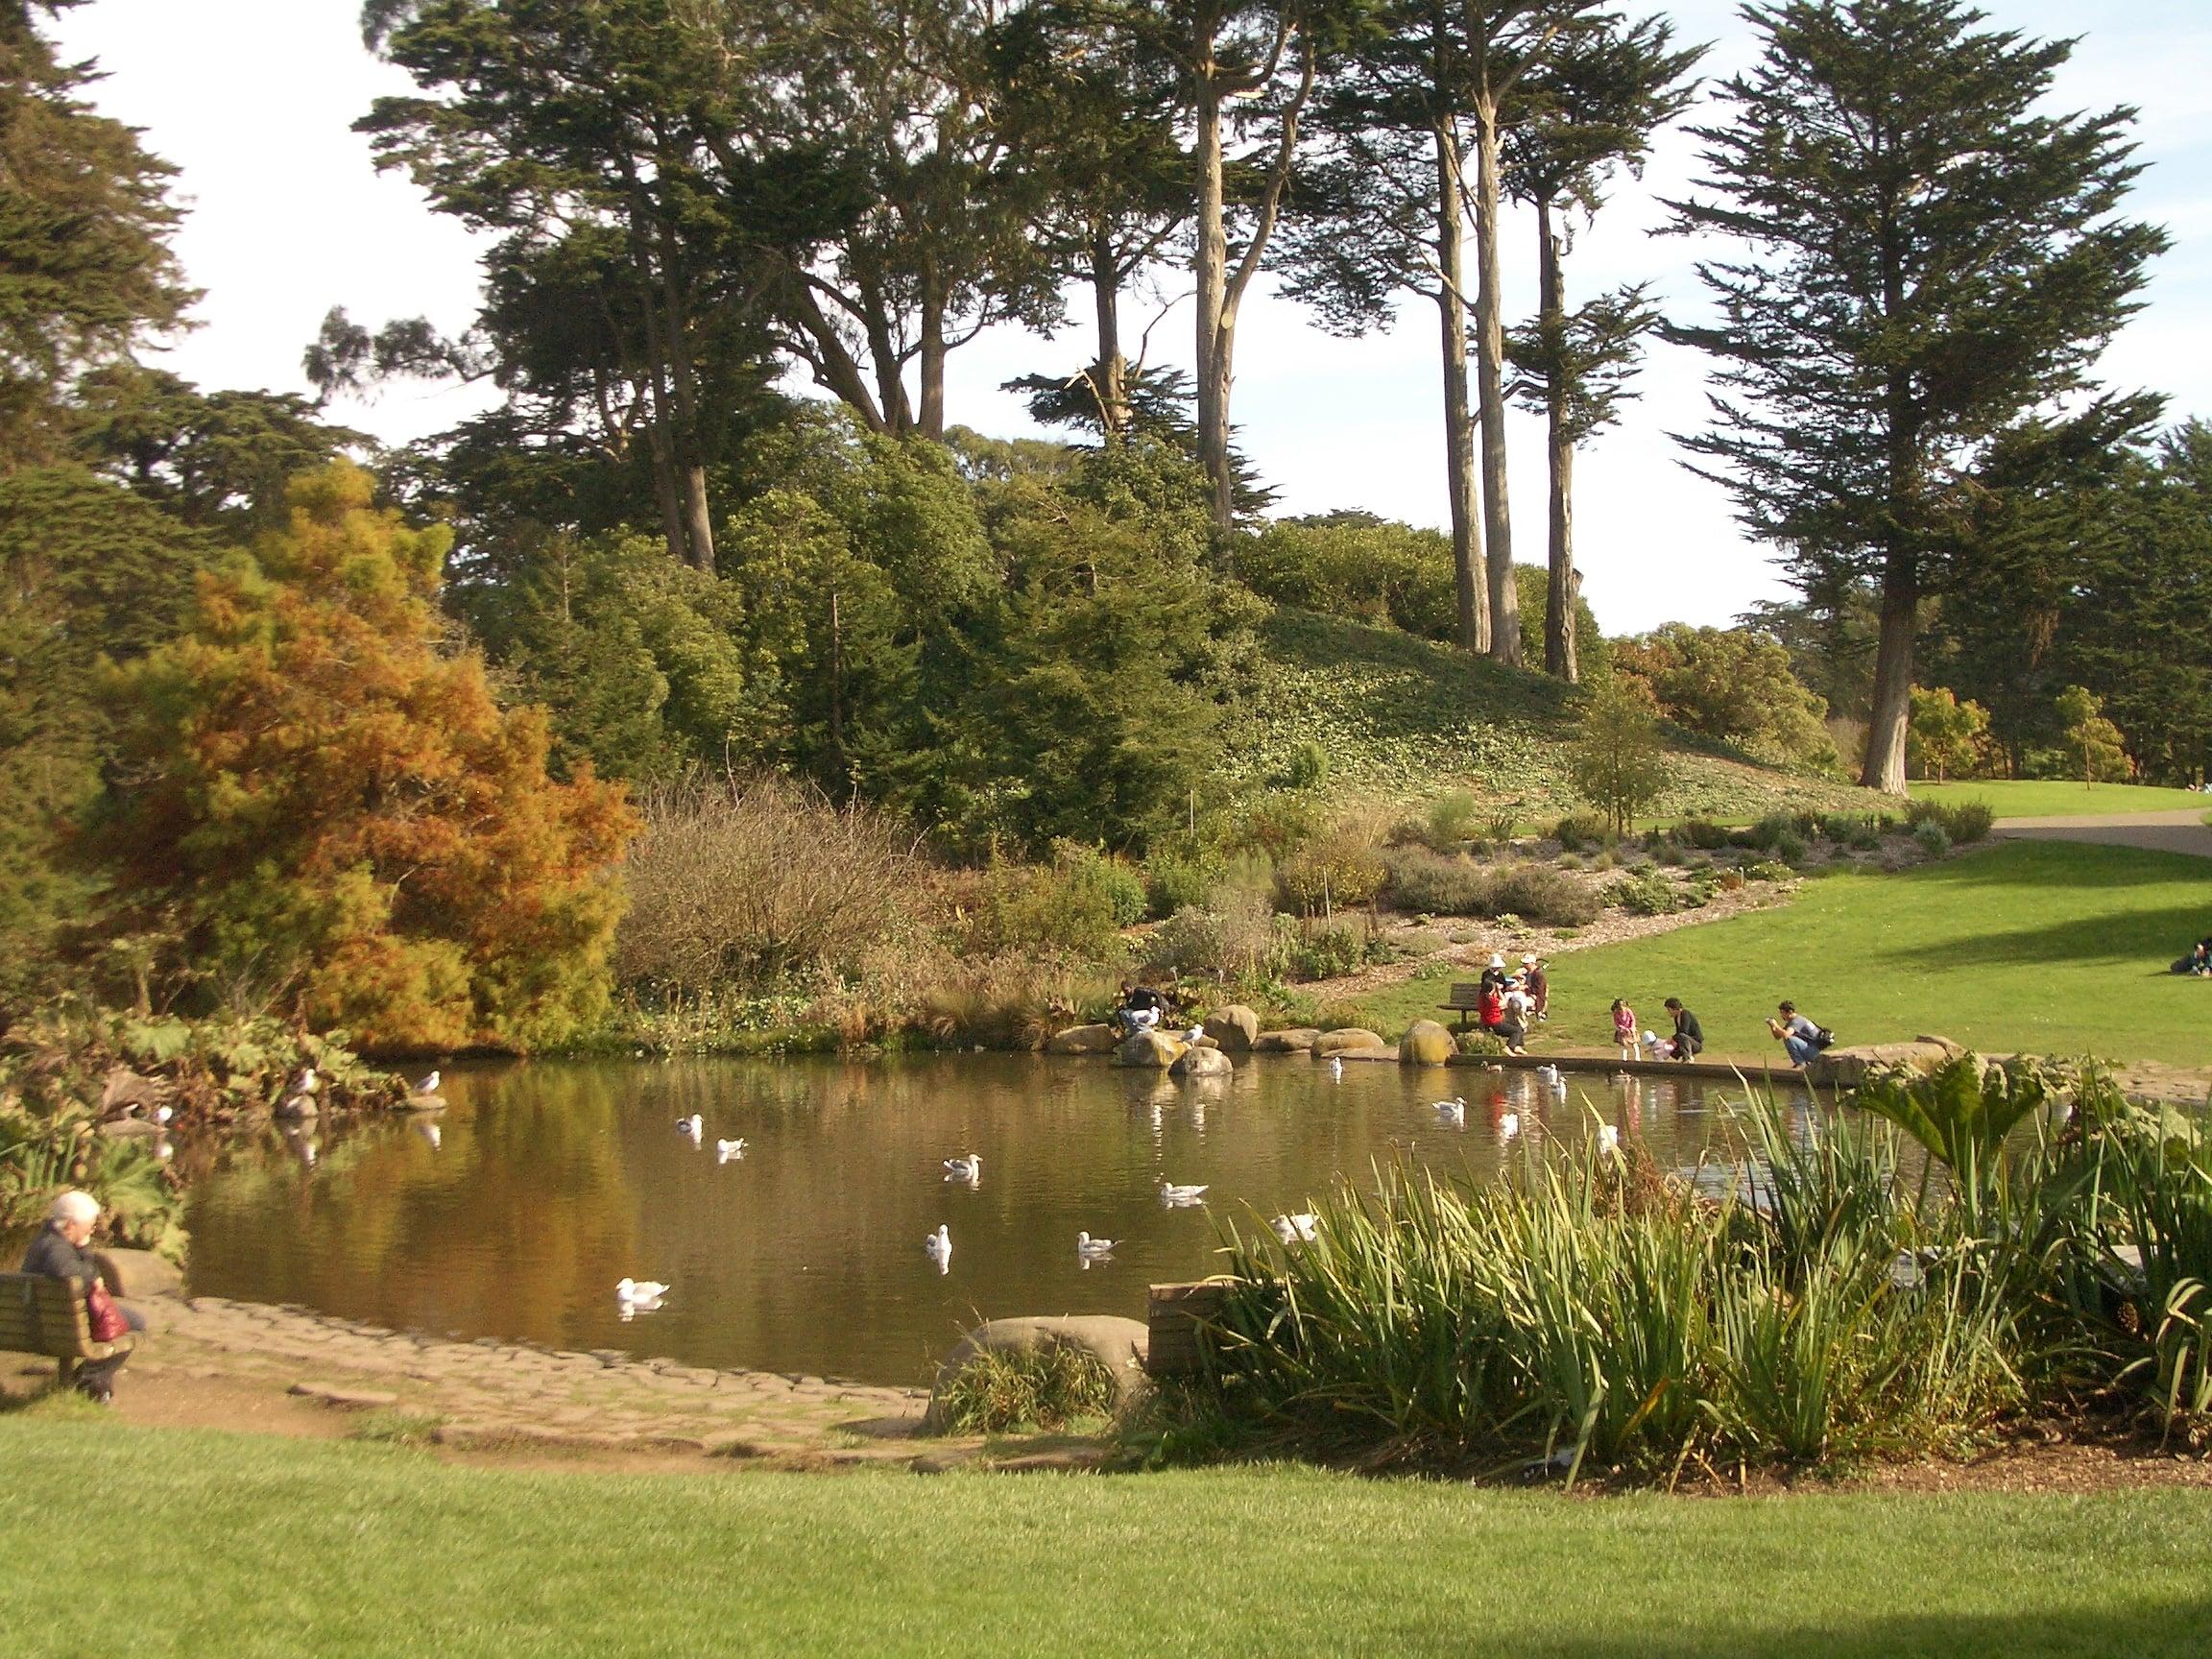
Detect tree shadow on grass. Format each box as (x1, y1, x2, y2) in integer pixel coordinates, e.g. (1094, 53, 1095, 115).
(1906, 840, 2212, 895)
(1883, 901, 2212, 973)
(1474, 1597, 2212, 1659)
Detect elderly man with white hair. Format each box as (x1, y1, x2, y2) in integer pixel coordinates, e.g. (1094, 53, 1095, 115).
(20, 1190, 143, 1402)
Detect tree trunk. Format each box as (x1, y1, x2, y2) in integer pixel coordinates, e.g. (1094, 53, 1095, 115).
(1472, 95, 1518, 663)
(1538, 198, 1575, 682)
(1434, 116, 1488, 655)
(655, 229, 716, 573)
(1862, 553, 1916, 794)
(634, 281, 692, 568)
(1091, 220, 1130, 442)
(1193, 63, 1235, 529)
(918, 269, 948, 441)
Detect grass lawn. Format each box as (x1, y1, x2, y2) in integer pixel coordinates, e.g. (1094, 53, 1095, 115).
(1911, 780, 2212, 817)
(4, 1417, 2210, 1657)
(1358, 840, 2212, 1068)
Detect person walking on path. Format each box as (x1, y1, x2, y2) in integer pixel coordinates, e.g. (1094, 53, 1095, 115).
(1767, 1001, 1830, 1069)
(1663, 998, 1703, 1063)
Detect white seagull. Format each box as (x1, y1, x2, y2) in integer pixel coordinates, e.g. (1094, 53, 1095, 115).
(413, 1070, 441, 1095)
(616, 1277, 669, 1305)
(1271, 1212, 1319, 1244)
(1598, 1123, 1622, 1158)
(1076, 1231, 1117, 1259)
(290, 1066, 320, 1096)
(716, 1138, 747, 1164)
(1159, 1181, 1210, 1207)
(1535, 1064, 1562, 1083)
(1433, 1096, 1467, 1127)
(925, 1224, 952, 1272)
(676, 1114, 703, 1144)
(153, 1105, 173, 1126)
(942, 1153, 981, 1184)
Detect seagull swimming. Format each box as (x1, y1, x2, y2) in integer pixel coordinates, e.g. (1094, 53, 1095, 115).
(1076, 1231, 1117, 1259)
(676, 1114, 703, 1144)
(942, 1153, 981, 1184)
(1433, 1096, 1467, 1127)
(1159, 1181, 1210, 1206)
(925, 1223, 952, 1272)
(616, 1277, 669, 1304)
(716, 1138, 747, 1163)
(412, 1070, 440, 1095)
(1271, 1212, 1319, 1244)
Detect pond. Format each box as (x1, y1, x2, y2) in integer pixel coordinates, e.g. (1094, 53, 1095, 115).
(180, 1055, 1813, 1387)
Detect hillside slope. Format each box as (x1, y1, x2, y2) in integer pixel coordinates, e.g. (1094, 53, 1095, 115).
(1239, 610, 1889, 823)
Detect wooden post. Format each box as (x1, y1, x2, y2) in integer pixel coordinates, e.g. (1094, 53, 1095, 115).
(1146, 1281, 1233, 1378)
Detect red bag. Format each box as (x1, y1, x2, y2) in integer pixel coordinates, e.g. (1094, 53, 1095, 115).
(84, 1279, 128, 1344)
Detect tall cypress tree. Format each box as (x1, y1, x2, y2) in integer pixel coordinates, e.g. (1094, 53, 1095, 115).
(1663, 0, 2165, 793)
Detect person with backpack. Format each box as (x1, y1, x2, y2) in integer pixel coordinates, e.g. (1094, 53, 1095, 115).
(1767, 1001, 1832, 1069)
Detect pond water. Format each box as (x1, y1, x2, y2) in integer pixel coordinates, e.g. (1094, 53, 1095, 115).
(180, 1055, 1813, 1387)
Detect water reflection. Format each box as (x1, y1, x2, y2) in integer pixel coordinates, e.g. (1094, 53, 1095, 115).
(181, 1054, 1802, 1385)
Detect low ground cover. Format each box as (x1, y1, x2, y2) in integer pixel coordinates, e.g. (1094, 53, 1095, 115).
(1911, 780, 2212, 817)
(2, 1418, 2208, 1656)
(1356, 840, 2212, 1068)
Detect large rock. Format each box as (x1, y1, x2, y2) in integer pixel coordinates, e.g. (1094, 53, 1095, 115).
(1806, 1041, 1960, 1089)
(1045, 1022, 1119, 1055)
(1312, 1028, 1385, 1059)
(1170, 1046, 1235, 1080)
(1201, 1005, 1261, 1053)
(1399, 1020, 1456, 1067)
(1112, 1030, 1189, 1070)
(921, 1315, 1152, 1433)
(1253, 1027, 1321, 1053)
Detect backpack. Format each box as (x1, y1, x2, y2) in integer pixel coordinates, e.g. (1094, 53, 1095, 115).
(1812, 1025, 1835, 1051)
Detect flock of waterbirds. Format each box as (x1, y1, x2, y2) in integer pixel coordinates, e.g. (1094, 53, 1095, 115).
(616, 1061, 1623, 1318)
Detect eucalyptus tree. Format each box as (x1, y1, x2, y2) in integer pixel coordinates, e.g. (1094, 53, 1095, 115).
(1084, 0, 1369, 531)
(1663, 0, 2165, 793)
(1503, 12, 1699, 680)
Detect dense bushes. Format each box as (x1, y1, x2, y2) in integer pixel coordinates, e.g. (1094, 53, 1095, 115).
(1382, 850, 1599, 926)
(1197, 1060, 2212, 1474)
(616, 778, 923, 995)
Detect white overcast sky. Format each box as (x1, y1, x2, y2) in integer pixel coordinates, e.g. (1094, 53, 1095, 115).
(49, 0, 2212, 632)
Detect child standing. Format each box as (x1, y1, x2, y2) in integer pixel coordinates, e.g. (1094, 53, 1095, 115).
(1611, 998, 1637, 1062)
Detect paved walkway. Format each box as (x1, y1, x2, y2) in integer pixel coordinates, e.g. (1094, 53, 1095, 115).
(1993, 809, 2212, 859)
(4, 1290, 1094, 1471)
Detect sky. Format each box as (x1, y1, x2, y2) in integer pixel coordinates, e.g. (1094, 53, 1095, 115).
(47, 0, 2212, 632)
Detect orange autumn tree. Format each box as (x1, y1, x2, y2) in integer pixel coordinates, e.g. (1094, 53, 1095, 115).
(87, 464, 637, 1049)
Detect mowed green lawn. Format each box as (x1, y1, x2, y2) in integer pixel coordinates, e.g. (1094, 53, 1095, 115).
(3, 1418, 2210, 1657)
(1911, 780, 2212, 817)
(1365, 840, 2212, 1068)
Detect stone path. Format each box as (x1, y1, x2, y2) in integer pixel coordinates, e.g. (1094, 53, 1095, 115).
(5, 1287, 1089, 1471)
(1994, 809, 2212, 859)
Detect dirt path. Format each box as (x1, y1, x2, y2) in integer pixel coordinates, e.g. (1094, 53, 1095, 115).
(1994, 809, 2212, 859)
(2, 1291, 1069, 1473)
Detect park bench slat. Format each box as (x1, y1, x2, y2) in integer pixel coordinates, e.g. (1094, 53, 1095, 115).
(0, 1272, 131, 1384)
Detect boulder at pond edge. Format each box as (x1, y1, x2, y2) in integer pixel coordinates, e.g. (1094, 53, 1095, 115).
(1170, 1046, 1234, 1080)
(922, 1315, 1151, 1432)
(1202, 1006, 1261, 1052)
(1399, 1020, 1456, 1066)
(1045, 1022, 1118, 1055)
(1112, 1030, 1189, 1070)
(1312, 1028, 1385, 1059)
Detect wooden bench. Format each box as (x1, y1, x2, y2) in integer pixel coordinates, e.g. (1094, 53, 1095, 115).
(0, 1272, 133, 1388)
(1438, 982, 1488, 1032)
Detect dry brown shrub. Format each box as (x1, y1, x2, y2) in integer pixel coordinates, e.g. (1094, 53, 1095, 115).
(615, 777, 926, 994)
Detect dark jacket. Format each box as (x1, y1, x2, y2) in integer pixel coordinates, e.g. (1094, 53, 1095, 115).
(1671, 1007, 1705, 1051)
(20, 1221, 101, 1287)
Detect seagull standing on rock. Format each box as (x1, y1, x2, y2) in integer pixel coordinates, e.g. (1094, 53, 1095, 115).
(412, 1070, 441, 1096)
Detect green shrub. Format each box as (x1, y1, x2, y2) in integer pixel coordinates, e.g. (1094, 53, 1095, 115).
(1912, 820, 1952, 858)
(1746, 811, 1815, 853)
(1292, 919, 1370, 980)
(975, 861, 1126, 961)
(1424, 790, 1483, 849)
(1945, 802, 1995, 843)
(1488, 863, 1600, 927)
(1555, 853, 1584, 872)
(932, 1342, 1120, 1433)
(1608, 870, 1678, 916)
(1679, 818, 1735, 851)
(1742, 860, 1793, 883)
(1457, 1030, 1509, 1058)
(1381, 849, 1494, 916)
(1281, 739, 1331, 791)
(1142, 851, 1221, 920)
(1771, 830, 1810, 866)
(1483, 809, 1521, 842)
(1552, 812, 1613, 853)
(1052, 843, 1147, 928)
(1276, 829, 1388, 915)
(1142, 894, 1288, 982)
